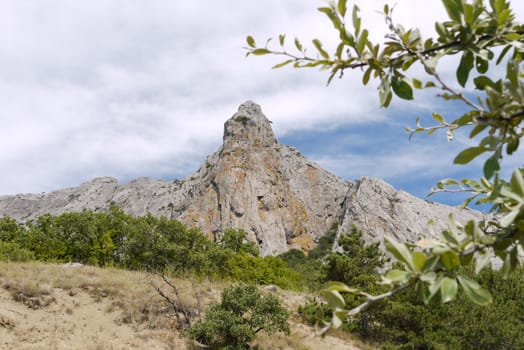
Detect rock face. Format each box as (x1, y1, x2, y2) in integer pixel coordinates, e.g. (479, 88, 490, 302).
(0, 101, 482, 255)
(337, 177, 483, 246)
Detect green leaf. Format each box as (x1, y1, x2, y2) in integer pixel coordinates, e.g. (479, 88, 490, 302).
(507, 60, 519, 87)
(497, 9, 511, 26)
(443, 0, 463, 22)
(385, 269, 411, 283)
(463, 3, 474, 24)
(473, 76, 495, 90)
(412, 78, 423, 89)
(338, 0, 347, 17)
(335, 42, 344, 59)
(442, 229, 459, 246)
(313, 38, 329, 59)
(272, 60, 294, 69)
(294, 37, 303, 52)
(435, 22, 448, 38)
(357, 29, 368, 53)
(475, 251, 491, 274)
(422, 255, 439, 273)
(426, 276, 443, 303)
(320, 290, 346, 309)
(326, 281, 360, 294)
(317, 7, 332, 15)
(424, 57, 438, 74)
(504, 32, 521, 41)
(278, 34, 285, 47)
(492, 0, 505, 14)
(432, 112, 444, 123)
(497, 44, 512, 65)
(457, 51, 474, 87)
(412, 251, 427, 272)
(391, 76, 414, 100)
(507, 136, 520, 155)
(457, 275, 493, 305)
(475, 56, 489, 74)
(440, 277, 458, 303)
(479, 135, 500, 149)
(469, 124, 488, 138)
(454, 147, 487, 164)
(352, 5, 361, 36)
(453, 111, 475, 126)
(333, 309, 348, 328)
(501, 247, 519, 278)
(510, 168, 524, 197)
(440, 251, 460, 270)
(362, 67, 372, 85)
(246, 35, 256, 48)
(385, 236, 415, 271)
(500, 209, 520, 228)
(251, 48, 271, 56)
(483, 154, 500, 179)
(379, 76, 392, 107)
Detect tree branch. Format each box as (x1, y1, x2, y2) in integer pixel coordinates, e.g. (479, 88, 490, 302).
(348, 282, 411, 316)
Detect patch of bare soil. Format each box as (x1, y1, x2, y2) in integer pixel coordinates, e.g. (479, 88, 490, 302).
(0, 287, 184, 350)
(0, 262, 367, 350)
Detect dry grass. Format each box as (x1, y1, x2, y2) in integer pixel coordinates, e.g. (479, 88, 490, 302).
(0, 261, 221, 349)
(0, 261, 223, 329)
(0, 261, 367, 350)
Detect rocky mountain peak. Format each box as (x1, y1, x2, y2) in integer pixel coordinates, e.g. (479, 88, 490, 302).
(0, 101, 483, 256)
(223, 101, 276, 150)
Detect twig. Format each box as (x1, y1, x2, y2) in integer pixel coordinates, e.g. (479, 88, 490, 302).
(348, 282, 411, 316)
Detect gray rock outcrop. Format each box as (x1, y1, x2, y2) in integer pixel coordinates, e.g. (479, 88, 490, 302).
(337, 177, 483, 246)
(0, 101, 483, 255)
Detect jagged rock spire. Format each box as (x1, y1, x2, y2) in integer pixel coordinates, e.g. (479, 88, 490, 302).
(223, 101, 277, 149)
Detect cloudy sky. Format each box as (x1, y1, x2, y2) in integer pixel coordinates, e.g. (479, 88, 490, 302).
(1, 1, 523, 209)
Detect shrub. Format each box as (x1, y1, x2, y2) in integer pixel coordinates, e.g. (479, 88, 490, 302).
(0, 241, 34, 262)
(189, 284, 290, 349)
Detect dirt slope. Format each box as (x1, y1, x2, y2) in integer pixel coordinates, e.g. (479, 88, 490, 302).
(0, 262, 366, 350)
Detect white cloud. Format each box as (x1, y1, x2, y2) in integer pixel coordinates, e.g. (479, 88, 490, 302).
(0, 0, 522, 196)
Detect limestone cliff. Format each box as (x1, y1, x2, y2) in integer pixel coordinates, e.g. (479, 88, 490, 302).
(179, 102, 349, 254)
(336, 177, 483, 247)
(0, 101, 482, 255)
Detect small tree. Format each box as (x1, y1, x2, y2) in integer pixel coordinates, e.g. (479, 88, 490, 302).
(189, 284, 290, 349)
(219, 228, 259, 256)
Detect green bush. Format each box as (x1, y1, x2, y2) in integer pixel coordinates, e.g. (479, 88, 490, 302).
(219, 228, 259, 256)
(226, 253, 304, 290)
(297, 227, 387, 328)
(297, 298, 332, 326)
(0, 211, 309, 290)
(189, 284, 290, 349)
(356, 266, 524, 349)
(0, 241, 34, 262)
(277, 224, 339, 291)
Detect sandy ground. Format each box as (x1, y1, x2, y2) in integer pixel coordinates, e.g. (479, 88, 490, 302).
(0, 263, 365, 350)
(0, 287, 184, 350)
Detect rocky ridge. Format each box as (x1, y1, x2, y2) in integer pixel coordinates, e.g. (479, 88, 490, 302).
(0, 101, 482, 255)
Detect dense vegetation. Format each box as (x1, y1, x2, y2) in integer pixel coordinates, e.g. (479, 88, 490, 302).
(296, 227, 524, 349)
(0, 208, 302, 290)
(3, 208, 524, 348)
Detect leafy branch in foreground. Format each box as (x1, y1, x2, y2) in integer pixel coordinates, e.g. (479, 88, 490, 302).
(246, 0, 524, 333)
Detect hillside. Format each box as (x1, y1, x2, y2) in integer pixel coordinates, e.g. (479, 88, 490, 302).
(0, 101, 482, 255)
(0, 262, 366, 350)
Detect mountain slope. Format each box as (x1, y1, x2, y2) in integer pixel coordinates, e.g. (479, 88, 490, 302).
(0, 101, 482, 255)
